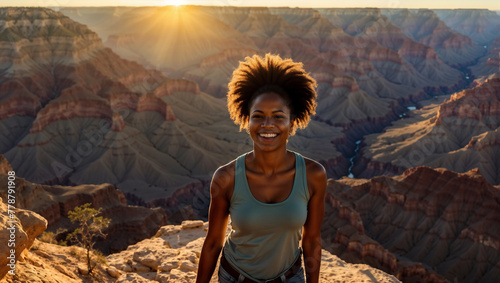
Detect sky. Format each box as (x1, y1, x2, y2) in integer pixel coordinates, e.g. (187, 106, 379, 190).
(2, 0, 500, 10)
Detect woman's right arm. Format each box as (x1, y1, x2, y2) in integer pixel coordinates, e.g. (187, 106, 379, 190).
(196, 164, 234, 283)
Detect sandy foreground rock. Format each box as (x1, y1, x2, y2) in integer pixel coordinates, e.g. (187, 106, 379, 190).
(1, 219, 400, 282)
(0, 197, 47, 280)
(106, 220, 400, 283)
(0, 221, 400, 283)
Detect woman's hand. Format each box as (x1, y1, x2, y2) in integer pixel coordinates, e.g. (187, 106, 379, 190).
(302, 159, 327, 283)
(195, 163, 234, 283)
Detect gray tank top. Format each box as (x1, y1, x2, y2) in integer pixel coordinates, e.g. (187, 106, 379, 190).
(223, 151, 310, 281)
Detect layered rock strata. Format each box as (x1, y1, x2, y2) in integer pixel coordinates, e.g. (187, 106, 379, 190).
(317, 8, 465, 94)
(433, 9, 500, 45)
(0, 161, 168, 254)
(353, 72, 500, 185)
(470, 37, 500, 79)
(324, 167, 500, 282)
(57, 6, 486, 177)
(382, 9, 484, 67)
(0, 7, 342, 207)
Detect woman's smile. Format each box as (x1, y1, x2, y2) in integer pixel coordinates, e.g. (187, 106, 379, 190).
(258, 133, 278, 138)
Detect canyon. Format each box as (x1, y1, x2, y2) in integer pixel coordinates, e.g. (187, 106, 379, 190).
(355, 71, 500, 185)
(1, 5, 500, 283)
(2, 159, 499, 282)
(0, 155, 167, 254)
(324, 166, 500, 282)
(59, 6, 500, 178)
(0, 8, 342, 220)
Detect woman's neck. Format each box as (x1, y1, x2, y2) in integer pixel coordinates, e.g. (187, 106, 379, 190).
(248, 148, 291, 175)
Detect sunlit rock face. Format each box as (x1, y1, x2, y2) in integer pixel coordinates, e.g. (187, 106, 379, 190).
(324, 167, 500, 283)
(109, 221, 401, 283)
(0, 196, 47, 279)
(0, 219, 401, 283)
(354, 72, 500, 185)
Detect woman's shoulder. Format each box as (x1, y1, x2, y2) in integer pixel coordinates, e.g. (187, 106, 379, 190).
(299, 154, 326, 178)
(214, 159, 236, 181)
(210, 157, 238, 199)
(300, 155, 327, 196)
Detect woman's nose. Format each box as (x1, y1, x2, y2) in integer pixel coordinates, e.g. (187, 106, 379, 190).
(262, 117, 274, 127)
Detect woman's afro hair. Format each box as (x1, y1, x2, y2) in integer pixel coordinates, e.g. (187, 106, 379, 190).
(227, 53, 317, 136)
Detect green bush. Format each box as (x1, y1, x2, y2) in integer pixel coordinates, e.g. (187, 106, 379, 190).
(66, 203, 111, 275)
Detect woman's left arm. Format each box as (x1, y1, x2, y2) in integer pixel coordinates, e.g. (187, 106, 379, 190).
(302, 160, 327, 283)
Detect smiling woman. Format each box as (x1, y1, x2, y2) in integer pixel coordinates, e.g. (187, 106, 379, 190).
(196, 54, 327, 283)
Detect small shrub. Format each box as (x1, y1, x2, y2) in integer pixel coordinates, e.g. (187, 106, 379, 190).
(66, 203, 111, 275)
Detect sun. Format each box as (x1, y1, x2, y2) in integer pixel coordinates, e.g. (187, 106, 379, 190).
(165, 0, 187, 6)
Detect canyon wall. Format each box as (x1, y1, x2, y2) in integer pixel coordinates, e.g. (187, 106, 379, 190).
(59, 6, 499, 178)
(0, 8, 341, 212)
(0, 156, 167, 254)
(355, 71, 500, 185)
(324, 166, 500, 282)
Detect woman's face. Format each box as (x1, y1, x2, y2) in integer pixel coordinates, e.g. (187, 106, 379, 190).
(248, 92, 292, 152)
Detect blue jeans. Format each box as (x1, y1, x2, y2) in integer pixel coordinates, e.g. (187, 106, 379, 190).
(218, 264, 305, 283)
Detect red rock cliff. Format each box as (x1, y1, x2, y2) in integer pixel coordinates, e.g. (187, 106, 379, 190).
(324, 167, 500, 282)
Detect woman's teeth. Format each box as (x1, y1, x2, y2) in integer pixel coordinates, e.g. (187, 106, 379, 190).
(259, 133, 277, 138)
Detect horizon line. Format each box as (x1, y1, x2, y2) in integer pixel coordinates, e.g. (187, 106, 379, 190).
(1, 5, 499, 10)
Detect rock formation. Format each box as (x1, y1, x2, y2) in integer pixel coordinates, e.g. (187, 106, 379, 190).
(0, 7, 342, 210)
(433, 9, 500, 45)
(106, 220, 401, 283)
(3, 166, 498, 282)
(1, 239, 117, 282)
(324, 167, 500, 282)
(317, 8, 465, 94)
(104, 5, 253, 70)
(0, 197, 47, 279)
(0, 8, 103, 69)
(0, 219, 401, 282)
(0, 158, 168, 254)
(470, 37, 500, 79)
(382, 9, 485, 67)
(57, 6, 492, 178)
(353, 71, 500, 185)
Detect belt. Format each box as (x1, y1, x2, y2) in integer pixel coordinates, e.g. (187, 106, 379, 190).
(220, 253, 302, 283)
